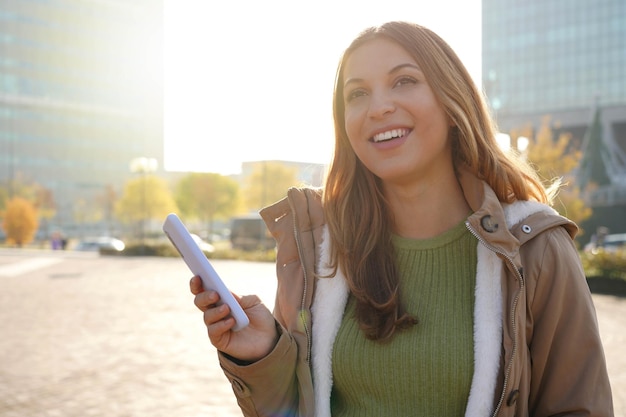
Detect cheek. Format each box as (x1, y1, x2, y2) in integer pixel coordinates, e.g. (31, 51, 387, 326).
(343, 108, 362, 144)
(343, 113, 368, 163)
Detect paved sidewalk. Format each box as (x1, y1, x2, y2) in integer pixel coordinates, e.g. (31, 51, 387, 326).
(0, 249, 623, 416)
(0, 251, 270, 417)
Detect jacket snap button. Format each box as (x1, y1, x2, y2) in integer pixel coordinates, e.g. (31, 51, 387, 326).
(506, 389, 520, 406)
(480, 215, 499, 233)
(522, 224, 532, 234)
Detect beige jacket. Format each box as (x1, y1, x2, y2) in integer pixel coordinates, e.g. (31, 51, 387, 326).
(219, 170, 614, 417)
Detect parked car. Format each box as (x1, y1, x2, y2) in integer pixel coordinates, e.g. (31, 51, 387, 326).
(230, 214, 274, 251)
(74, 237, 126, 252)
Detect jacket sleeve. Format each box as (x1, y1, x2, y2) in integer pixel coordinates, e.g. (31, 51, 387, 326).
(215, 188, 323, 417)
(218, 323, 301, 417)
(524, 226, 614, 416)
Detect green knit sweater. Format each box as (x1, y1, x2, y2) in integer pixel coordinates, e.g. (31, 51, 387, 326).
(330, 220, 477, 416)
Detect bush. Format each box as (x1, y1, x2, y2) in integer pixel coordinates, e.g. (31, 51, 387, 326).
(99, 243, 178, 257)
(211, 248, 276, 262)
(2, 197, 38, 247)
(580, 249, 626, 279)
(110, 242, 276, 262)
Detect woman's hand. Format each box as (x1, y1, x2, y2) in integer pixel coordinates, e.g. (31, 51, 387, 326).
(190, 276, 278, 363)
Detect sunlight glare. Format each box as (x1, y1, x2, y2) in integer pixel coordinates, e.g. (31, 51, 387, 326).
(164, 0, 482, 175)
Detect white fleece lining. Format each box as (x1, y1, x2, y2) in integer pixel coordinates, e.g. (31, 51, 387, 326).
(311, 226, 349, 417)
(309, 202, 552, 417)
(504, 200, 558, 227)
(464, 201, 556, 415)
(464, 244, 503, 416)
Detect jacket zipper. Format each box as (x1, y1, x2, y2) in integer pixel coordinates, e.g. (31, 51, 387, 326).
(288, 190, 312, 365)
(465, 221, 524, 417)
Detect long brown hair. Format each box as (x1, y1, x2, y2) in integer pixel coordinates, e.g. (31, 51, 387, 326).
(323, 21, 551, 341)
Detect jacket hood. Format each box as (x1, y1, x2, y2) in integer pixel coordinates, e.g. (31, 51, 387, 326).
(460, 168, 577, 267)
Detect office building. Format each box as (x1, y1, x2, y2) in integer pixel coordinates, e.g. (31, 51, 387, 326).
(482, 0, 626, 235)
(0, 1, 163, 237)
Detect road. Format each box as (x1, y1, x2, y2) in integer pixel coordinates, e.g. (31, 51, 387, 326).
(0, 249, 623, 416)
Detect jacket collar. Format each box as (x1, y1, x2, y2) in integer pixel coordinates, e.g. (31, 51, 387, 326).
(460, 167, 575, 266)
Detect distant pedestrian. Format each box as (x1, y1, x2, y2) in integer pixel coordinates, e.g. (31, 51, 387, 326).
(50, 231, 63, 250)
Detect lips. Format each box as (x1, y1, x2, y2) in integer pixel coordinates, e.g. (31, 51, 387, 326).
(371, 128, 411, 143)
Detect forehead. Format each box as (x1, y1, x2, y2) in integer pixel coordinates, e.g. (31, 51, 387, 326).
(343, 38, 418, 79)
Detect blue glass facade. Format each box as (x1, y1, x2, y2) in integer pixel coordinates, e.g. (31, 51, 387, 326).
(0, 0, 162, 236)
(483, 0, 626, 115)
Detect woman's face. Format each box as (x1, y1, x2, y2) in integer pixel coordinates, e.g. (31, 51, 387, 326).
(342, 38, 453, 185)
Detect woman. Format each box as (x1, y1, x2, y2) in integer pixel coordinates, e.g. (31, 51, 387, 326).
(191, 21, 613, 416)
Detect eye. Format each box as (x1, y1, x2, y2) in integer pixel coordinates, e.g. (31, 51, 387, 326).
(345, 88, 367, 103)
(394, 76, 418, 88)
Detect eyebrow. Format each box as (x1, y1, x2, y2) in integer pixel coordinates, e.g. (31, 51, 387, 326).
(343, 63, 422, 88)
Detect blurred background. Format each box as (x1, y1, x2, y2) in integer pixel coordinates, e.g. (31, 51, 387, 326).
(0, 2, 625, 415)
(0, 0, 625, 257)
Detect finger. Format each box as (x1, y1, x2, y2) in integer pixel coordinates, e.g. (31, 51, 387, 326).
(204, 303, 232, 328)
(207, 316, 236, 346)
(237, 294, 263, 309)
(189, 276, 204, 295)
(194, 290, 219, 311)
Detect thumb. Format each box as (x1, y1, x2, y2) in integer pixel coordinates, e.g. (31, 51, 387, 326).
(234, 294, 264, 309)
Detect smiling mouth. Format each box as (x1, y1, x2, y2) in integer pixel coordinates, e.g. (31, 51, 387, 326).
(371, 128, 410, 143)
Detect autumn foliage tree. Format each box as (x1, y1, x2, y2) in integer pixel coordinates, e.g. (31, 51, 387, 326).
(2, 197, 39, 246)
(1, 174, 55, 232)
(175, 172, 239, 233)
(510, 116, 592, 228)
(114, 175, 178, 231)
(243, 162, 299, 211)
(32, 183, 56, 226)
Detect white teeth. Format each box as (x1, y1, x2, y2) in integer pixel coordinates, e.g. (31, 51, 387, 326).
(373, 129, 408, 142)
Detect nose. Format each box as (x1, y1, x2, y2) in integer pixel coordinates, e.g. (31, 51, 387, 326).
(367, 90, 395, 119)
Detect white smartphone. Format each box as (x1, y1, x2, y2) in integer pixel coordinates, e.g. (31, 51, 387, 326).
(163, 213, 250, 331)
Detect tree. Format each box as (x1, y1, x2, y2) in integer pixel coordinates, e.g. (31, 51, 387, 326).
(34, 185, 56, 239)
(243, 162, 299, 211)
(72, 185, 118, 233)
(0, 173, 56, 219)
(96, 184, 118, 233)
(510, 116, 592, 228)
(114, 174, 178, 233)
(175, 172, 239, 233)
(2, 197, 39, 246)
(3, 172, 33, 202)
(0, 174, 55, 241)
(73, 197, 104, 233)
(0, 186, 8, 213)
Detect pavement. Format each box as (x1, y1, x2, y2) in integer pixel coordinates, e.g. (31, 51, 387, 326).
(0, 248, 623, 416)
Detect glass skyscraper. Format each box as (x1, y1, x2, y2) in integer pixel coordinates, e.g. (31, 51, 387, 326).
(0, 0, 163, 237)
(483, 0, 625, 151)
(483, 0, 625, 116)
(482, 0, 626, 235)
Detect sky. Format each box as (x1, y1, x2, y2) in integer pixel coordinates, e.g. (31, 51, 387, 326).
(163, 0, 482, 175)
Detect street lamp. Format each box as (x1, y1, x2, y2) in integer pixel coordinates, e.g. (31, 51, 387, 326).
(130, 157, 158, 252)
